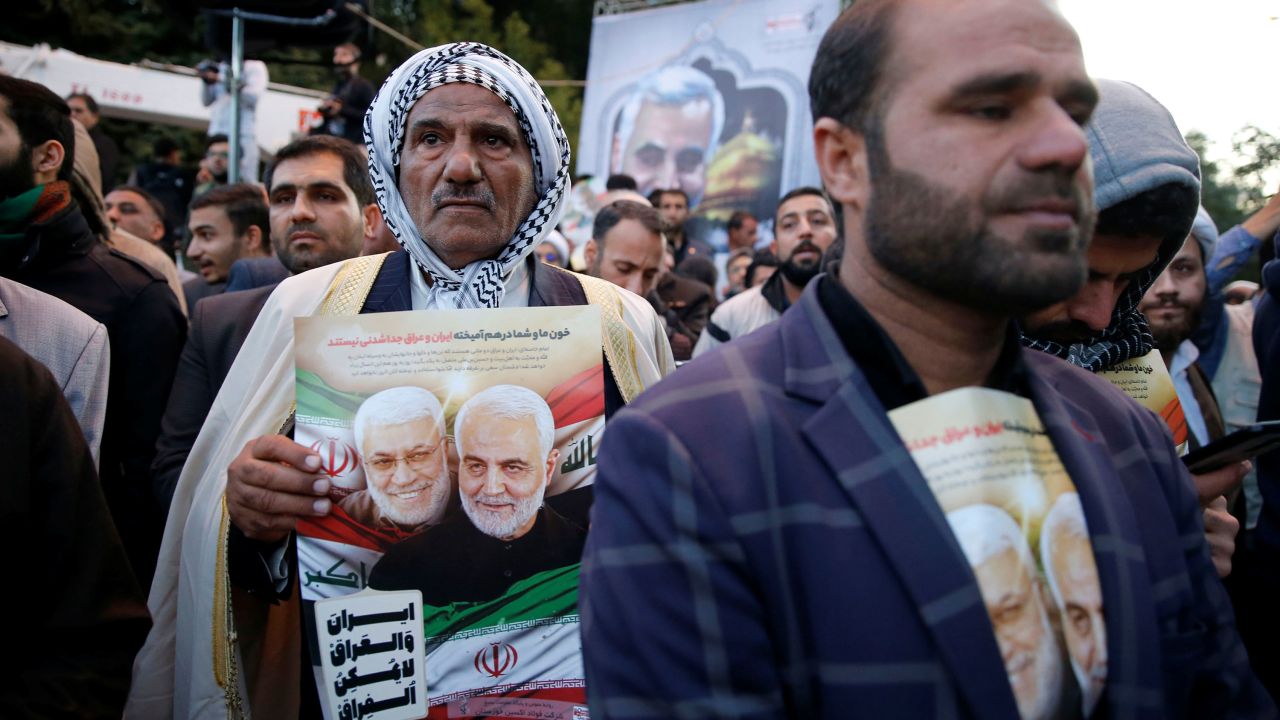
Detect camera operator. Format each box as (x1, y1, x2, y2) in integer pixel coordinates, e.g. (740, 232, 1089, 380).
(309, 43, 373, 145)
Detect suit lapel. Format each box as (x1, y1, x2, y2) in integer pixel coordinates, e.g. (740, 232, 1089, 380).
(528, 258, 586, 308)
(1023, 354, 1163, 715)
(785, 288, 1020, 720)
(360, 250, 412, 314)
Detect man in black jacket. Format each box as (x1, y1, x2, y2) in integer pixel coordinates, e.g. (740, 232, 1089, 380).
(0, 76, 186, 589)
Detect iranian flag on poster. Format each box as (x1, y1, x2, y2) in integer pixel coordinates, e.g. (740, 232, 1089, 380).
(425, 565, 587, 719)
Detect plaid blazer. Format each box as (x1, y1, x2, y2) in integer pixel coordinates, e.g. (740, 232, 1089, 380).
(581, 281, 1273, 719)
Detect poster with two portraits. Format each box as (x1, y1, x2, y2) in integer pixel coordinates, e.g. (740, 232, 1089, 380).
(294, 306, 603, 720)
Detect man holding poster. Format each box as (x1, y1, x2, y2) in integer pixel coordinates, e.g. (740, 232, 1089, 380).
(128, 43, 673, 719)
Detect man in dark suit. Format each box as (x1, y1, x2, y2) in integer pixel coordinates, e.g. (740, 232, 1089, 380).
(580, 0, 1272, 717)
(152, 135, 377, 507)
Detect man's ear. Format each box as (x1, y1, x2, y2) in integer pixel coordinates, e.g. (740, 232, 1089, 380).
(30, 140, 65, 183)
(245, 225, 267, 254)
(813, 118, 869, 212)
(544, 448, 560, 481)
(583, 238, 598, 268)
(362, 203, 381, 241)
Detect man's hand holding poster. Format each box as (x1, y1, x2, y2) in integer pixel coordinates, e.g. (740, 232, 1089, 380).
(295, 306, 602, 719)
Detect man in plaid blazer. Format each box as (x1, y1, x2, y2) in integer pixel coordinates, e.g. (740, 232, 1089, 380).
(579, 0, 1274, 717)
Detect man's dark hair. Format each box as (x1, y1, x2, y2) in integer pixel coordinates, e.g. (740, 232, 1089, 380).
(774, 186, 833, 224)
(264, 135, 375, 207)
(207, 134, 229, 149)
(111, 184, 167, 222)
(648, 188, 690, 208)
(66, 92, 100, 116)
(808, 0, 899, 134)
(592, 200, 662, 248)
(676, 255, 717, 289)
(728, 210, 755, 231)
(745, 249, 779, 288)
(335, 42, 362, 61)
(189, 183, 269, 237)
(605, 174, 637, 191)
(154, 138, 180, 159)
(0, 76, 75, 181)
(1095, 183, 1200, 241)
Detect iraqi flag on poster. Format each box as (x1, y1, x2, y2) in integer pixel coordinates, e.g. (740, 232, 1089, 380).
(423, 564, 588, 720)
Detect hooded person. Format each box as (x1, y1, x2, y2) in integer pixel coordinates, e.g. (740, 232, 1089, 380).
(70, 119, 189, 315)
(1020, 81, 1245, 582)
(1020, 79, 1200, 373)
(125, 41, 673, 719)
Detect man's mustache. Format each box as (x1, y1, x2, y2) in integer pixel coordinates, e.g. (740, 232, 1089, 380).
(1146, 299, 1193, 311)
(987, 174, 1089, 221)
(285, 223, 326, 241)
(787, 239, 823, 262)
(432, 187, 496, 211)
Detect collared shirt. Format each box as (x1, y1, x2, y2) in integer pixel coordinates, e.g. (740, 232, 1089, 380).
(814, 272, 1028, 409)
(1170, 339, 1211, 447)
(409, 254, 530, 310)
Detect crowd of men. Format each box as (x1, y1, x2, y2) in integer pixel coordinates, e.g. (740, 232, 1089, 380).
(7, 0, 1280, 717)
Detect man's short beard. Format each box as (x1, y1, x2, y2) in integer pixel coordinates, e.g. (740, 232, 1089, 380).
(1013, 605, 1064, 719)
(862, 124, 1093, 316)
(273, 222, 361, 274)
(1149, 303, 1201, 353)
(366, 466, 450, 528)
(779, 243, 824, 287)
(462, 483, 546, 539)
(0, 145, 37, 201)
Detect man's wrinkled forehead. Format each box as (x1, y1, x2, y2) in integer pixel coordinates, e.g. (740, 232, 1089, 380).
(403, 82, 526, 148)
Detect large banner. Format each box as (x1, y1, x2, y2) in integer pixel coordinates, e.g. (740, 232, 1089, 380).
(576, 0, 839, 250)
(295, 306, 604, 719)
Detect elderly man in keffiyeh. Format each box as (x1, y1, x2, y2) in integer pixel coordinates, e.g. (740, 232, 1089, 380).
(125, 42, 673, 719)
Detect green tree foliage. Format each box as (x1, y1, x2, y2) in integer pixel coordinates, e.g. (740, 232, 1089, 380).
(1185, 130, 1246, 231)
(1232, 124, 1280, 214)
(6, 0, 203, 66)
(369, 0, 587, 158)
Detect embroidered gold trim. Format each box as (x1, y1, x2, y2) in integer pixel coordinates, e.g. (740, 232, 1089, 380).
(214, 252, 391, 717)
(575, 272, 645, 403)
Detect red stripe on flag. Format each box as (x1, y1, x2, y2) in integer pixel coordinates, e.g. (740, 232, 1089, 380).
(545, 364, 605, 427)
(297, 504, 411, 552)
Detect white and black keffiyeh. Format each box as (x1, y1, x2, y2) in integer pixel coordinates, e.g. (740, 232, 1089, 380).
(1020, 237, 1179, 372)
(364, 42, 571, 308)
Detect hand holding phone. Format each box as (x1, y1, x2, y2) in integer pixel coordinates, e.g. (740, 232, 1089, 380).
(1182, 421, 1280, 474)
